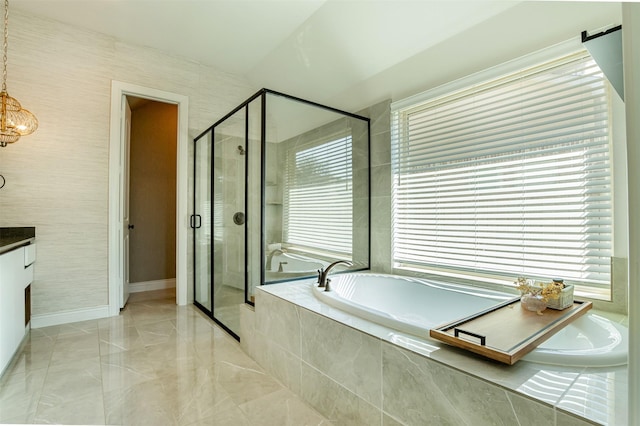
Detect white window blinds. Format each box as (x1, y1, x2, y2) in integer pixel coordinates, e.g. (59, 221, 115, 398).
(284, 135, 353, 256)
(391, 52, 612, 289)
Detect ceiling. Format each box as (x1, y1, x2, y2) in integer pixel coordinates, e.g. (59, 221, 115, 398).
(11, 0, 522, 109)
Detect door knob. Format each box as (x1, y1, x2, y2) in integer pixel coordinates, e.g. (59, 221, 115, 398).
(233, 212, 245, 225)
(128, 224, 135, 230)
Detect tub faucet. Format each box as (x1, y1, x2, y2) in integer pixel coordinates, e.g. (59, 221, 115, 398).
(317, 260, 353, 288)
(266, 249, 284, 271)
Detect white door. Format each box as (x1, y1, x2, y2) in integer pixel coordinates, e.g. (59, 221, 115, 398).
(121, 99, 132, 308)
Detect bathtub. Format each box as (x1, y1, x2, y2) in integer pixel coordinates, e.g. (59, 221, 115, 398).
(266, 252, 329, 280)
(312, 273, 628, 367)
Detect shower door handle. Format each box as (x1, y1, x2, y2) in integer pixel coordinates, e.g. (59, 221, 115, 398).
(190, 214, 202, 229)
(233, 212, 245, 225)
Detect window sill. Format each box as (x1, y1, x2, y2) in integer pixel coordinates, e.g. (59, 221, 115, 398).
(392, 264, 612, 303)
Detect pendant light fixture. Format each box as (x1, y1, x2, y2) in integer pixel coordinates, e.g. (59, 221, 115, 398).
(0, 0, 37, 147)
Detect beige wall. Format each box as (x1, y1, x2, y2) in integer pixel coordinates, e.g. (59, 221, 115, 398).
(0, 10, 255, 317)
(129, 101, 177, 283)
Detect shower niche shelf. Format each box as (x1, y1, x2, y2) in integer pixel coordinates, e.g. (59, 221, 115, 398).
(430, 298, 592, 365)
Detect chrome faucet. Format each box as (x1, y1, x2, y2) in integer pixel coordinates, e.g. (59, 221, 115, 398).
(317, 260, 353, 288)
(266, 249, 284, 271)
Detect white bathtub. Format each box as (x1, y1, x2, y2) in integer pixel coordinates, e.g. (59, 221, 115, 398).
(266, 253, 329, 279)
(312, 273, 628, 367)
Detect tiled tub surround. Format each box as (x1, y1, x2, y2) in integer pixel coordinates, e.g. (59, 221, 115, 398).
(311, 273, 628, 368)
(240, 281, 628, 426)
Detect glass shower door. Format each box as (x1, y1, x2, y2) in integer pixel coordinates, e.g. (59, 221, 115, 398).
(193, 130, 212, 314)
(211, 110, 246, 338)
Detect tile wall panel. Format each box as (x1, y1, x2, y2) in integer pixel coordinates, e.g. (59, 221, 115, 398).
(255, 291, 301, 356)
(300, 308, 382, 407)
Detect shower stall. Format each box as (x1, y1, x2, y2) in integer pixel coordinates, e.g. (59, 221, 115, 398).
(191, 89, 370, 339)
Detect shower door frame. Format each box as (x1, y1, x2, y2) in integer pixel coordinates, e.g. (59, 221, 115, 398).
(191, 88, 372, 340)
(192, 90, 263, 340)
(191, 132, 212, 318)
(258, 89, 373, 289)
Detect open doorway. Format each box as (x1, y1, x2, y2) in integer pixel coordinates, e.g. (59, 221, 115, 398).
(108, 81, 190, 317)
(125, 96, 178, 304)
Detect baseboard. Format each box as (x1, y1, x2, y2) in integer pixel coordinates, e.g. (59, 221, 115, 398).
(129, 278, 176, 293)
(31, 305, 111, 329)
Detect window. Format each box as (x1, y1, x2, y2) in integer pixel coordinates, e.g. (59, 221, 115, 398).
(391, 51, 612, 293)
(283, 135, 353, 256)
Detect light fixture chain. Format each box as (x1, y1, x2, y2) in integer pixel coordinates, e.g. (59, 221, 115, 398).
(0, 0, 38, 145)
(2, 0, 7, 93)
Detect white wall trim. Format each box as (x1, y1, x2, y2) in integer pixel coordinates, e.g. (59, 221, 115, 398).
(31, 306, 110, 329)
(129, 278, 177, 293)
(109, 81, 189, 317)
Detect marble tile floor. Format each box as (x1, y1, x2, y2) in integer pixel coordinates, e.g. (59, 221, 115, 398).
(213, 285, 244, 335)
(0, 289, 329, 425)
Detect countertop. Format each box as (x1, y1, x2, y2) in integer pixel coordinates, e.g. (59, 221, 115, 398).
(0, 227, 36, 255)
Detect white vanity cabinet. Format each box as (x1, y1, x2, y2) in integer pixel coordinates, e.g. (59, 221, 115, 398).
(0, 243, 35, 376)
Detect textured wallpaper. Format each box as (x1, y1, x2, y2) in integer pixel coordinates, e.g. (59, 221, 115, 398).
(0, 10, 255, 316)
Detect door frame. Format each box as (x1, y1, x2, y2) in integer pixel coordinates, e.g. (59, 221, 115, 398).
(108, 81, 189, 316)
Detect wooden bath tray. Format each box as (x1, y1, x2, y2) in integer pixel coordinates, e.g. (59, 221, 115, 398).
(429, 298, 592, 365)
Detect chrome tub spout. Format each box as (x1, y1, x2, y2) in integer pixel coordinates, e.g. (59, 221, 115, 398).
(317, 260, 353, 288)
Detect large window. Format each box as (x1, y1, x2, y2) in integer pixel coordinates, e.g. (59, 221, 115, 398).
(391, 51, 612, 292)
(284, 135, 353, 256)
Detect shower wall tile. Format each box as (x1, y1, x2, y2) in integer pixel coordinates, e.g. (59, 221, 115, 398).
(362, 99, 391, 170)
(353, 167, 370, 200)
(361, 99, 394, 273)
(371, 196, 391, 232)
(371, 164, 391, 198)
(367, 100, 392, 137)
(371, 225, 392, 273)
(352, 121, 370, 173)
(371, 131, 391, 167)
(299, 309, 382, 407)
(300, 363, 381, 426)
(373, 142, 391, 167)
(255, 292, 301, 357)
